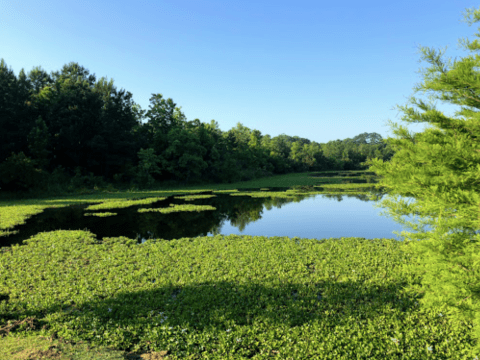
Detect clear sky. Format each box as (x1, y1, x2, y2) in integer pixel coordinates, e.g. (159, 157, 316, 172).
(2, 0, 479, 144)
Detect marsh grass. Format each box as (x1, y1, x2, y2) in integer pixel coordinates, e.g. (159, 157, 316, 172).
(228, 192, 322, 200)
(0, 230, 475, 359)
(174, 195, 217, 201)
(0, 229, 19, 238)
(84, 212, 118, 217)
(85, 197, 168, 211)
(138, 204, 216, 214)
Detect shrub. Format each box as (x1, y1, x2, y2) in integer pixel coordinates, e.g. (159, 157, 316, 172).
(69, 167, 107, 191)
(0, 152, 46, 192)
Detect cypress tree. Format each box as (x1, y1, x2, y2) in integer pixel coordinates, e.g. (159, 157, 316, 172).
(364, 6, 480, 356)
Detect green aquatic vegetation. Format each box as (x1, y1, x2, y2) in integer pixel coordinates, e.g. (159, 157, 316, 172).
(0, 205, 55, 232)
(0, 199, 107, 235)
(85, 197, 167, 211)
(317, 183, 383, 190)
(0, 230, 19, 238)
(84, 212, 117, 217)
(291, 185, 315, 192)
(138, 204, 216, 213)
(313, 183, 386, 195)
(230, 191, 320, 199)
(174, 195, 217, 201)
(212, 189, 239, 193)
(0, 230, 475, 359)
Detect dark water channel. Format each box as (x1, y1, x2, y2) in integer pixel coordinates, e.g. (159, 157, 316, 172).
(2, 189, 476, 247)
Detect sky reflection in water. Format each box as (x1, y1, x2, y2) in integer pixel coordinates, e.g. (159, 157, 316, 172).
(209, 193, 429, 241)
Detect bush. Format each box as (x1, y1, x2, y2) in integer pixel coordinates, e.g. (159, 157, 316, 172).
(69, 167, 107, 191)
(113, 173, 124, 184)
(37, 166, 71, 195)
(0, 152, 46, 192)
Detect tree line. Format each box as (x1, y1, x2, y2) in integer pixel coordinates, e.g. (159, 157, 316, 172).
(0, 59, 395, 193)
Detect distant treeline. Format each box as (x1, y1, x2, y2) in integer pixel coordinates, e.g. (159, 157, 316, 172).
(0, 59, 395, 193)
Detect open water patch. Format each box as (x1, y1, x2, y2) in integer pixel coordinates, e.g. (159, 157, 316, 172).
(2, 189, 463, 247)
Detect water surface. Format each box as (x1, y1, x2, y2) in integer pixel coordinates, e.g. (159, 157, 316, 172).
(1, 190, 473, 247)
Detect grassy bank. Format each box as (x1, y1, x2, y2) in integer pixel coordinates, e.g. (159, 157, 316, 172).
(0, 170, 377, 201)
(2, 170, 474, 359)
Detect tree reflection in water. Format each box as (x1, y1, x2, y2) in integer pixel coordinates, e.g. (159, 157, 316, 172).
(1, 188, 390, 247)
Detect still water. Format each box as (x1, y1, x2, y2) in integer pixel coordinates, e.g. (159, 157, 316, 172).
(1, 190, 469, 247)
(214, 193, 426, 241)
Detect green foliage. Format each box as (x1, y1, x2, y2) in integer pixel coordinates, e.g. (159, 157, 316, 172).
(135, 148, 164, 187)
(0, 58, 395, 194)
(69, 167, 107, 191)
(174, 195, 217, 201)
(145, 93, 182, 138)
(27, 116, 50, 170)
(162, 127, 207, 183)
(0, 230, 476, 358)
(0, 152, 45, 192)
(84, 212, 117, 217)
(85, 197, 167, 211)
(138, 204, 216, 213)
(0, 60, 34, 165)
(363, 6, 480, 357)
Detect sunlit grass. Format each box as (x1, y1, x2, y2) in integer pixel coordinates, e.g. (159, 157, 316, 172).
(229, 191, 317, 199)
(138, 204, 216, 213)
(0, 230, 19, 238)
(174, 195, 217, 201)
(85, 197, 168, 211)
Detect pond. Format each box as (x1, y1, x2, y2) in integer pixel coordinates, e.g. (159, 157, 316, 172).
(3, 189, 467, 248)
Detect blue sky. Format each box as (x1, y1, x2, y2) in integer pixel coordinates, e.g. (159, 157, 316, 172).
(2, 0, 479, 144)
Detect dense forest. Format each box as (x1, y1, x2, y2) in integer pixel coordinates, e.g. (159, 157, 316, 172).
(0, 59, 395, 194)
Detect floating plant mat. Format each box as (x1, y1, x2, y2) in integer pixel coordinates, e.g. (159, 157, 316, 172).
(174, 195, 217, 201)
(0, 230, 474, 358)
(85, 197, 168, 211)
(138, 204, 216, 213)
(84, 212, 117, 217)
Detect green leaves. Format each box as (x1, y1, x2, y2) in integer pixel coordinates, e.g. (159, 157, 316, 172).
(0, 152, 46, 192)
(138, 204, 216, 214)
(362, 5, 480, 358)
(0, 230, 476, 358)
(135, 148, 165, 187)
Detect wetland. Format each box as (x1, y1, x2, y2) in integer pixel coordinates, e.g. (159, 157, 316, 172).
(2, 188, 427, 248)
(0, 170, 477, 359)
